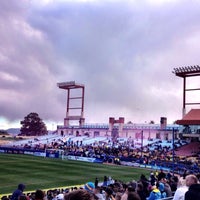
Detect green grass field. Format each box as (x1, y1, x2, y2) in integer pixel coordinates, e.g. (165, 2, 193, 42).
(0, 153, 150, 197)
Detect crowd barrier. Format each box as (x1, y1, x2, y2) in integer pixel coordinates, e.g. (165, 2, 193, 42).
(160, 197, 173, 200)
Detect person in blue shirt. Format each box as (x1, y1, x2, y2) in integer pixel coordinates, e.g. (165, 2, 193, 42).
(158, 182, 167, 198)
(11, 184, 26, 200)
(147, 185, 161, 200)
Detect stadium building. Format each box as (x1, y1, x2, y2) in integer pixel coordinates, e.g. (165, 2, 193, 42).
(56, 81, 180, 141)
(56, 66, 200, 143)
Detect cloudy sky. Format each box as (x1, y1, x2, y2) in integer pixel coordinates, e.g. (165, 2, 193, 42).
(1, 0, 200, 130)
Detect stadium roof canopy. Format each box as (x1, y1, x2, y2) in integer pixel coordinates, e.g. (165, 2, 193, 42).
(176, 109, 200, 125)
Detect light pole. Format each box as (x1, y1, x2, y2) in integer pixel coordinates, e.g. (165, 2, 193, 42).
(172, 128, 175, 176)
(141, 130, 143, 156)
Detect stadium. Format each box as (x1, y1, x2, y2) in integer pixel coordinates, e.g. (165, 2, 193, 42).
(1, 66, 200, 200)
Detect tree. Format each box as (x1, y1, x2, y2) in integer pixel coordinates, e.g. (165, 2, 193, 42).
(20, 112, 47, 136)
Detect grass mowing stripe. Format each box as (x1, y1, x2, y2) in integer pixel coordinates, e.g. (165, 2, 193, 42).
(0, 153, 150, 196)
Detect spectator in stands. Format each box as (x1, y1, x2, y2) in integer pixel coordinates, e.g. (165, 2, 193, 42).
(121, 185, 135, 200)
(120, 184, 128, 200)
(95, 178, 99, 188)
(172, 176, 188, 200)
(103, 176, 108, 187)
(114, 192, 122, 200)
(110, 182, 123, 198)
(94, 186, 104, 200)
(136, 183, 146, 200)
(18, 195, 29, 200)
(84, 182, 95, 194)
(146, 185, 161, 200)
(149, 171, 156, 186)
(1, 196, 10, 200)
(157, 169, 166, 181)
(47, 190, 54, 200)
(34, 189, 45, 200)
(64, 189, 97, 200)
(104, 187, 114, 200)
(166, 171, 172, 181)
(155, 170, 159, 180)
(107, 176, 113, 186)
(159, 177, 172, 197)
(185, 174, 200, 200)
(56, 193, 64, 200)
(169, 175, 178, 192)
(158, 182, 166, 199)
(11, 183, 26, 200)
(51, 190, 59, 200)
(127, 192, 141, 200)
(138, 174, 149, 197)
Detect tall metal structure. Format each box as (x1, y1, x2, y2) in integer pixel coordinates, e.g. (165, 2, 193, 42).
(57, 81, 85, 126)
(172, 65, 200, 117)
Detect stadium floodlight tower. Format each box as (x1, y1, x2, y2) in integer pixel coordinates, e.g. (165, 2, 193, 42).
(57, 81, 85, 127)
(172, 65, 200, 117)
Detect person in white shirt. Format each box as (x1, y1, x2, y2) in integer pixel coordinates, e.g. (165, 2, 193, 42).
(172, 174, 197, 200)
(94, 186, 104, 200)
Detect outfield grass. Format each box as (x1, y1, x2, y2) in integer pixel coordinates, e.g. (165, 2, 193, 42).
(0, 154, 150, 196)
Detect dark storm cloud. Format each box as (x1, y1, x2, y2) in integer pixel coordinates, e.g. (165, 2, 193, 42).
(1, 0, 200, 128)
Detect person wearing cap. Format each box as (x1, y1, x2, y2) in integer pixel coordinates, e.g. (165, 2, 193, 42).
(84, 182, 95, 193)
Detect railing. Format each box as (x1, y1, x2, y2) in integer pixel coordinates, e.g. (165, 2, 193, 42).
(146, 197, 173, 200)
(160, 197, 173, 200)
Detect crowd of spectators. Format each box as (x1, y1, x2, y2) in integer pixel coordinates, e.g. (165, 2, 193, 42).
(9, 135, 200, 175)
(3, 169, 200, 200)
